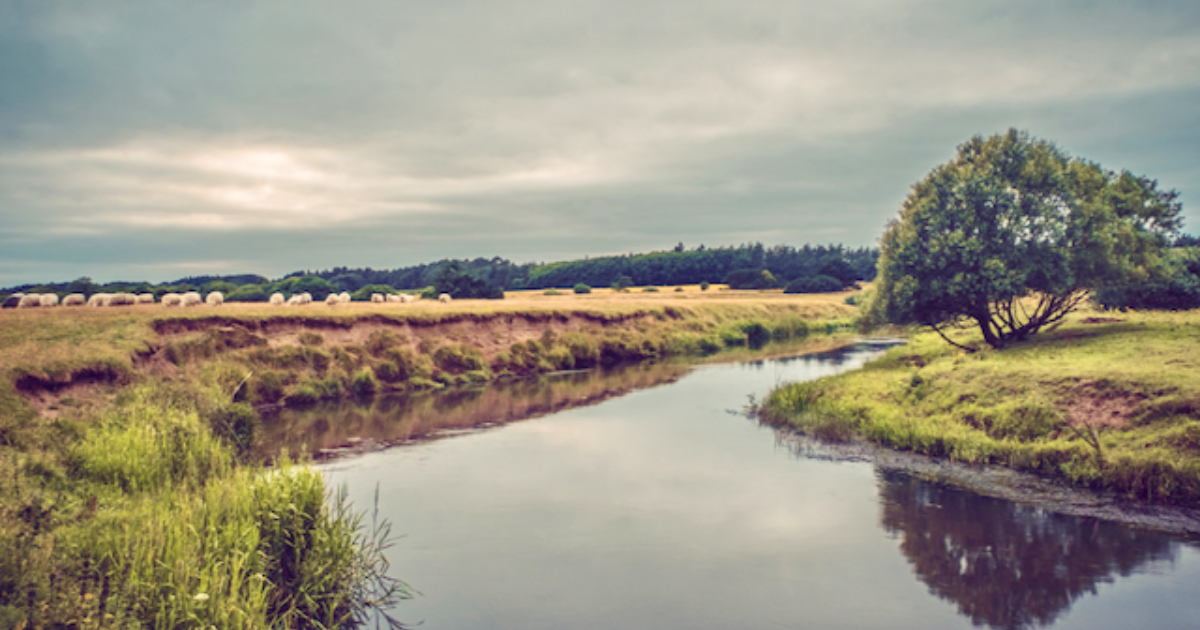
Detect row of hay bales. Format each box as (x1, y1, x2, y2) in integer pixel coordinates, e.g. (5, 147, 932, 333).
(3, 289, 451, 309)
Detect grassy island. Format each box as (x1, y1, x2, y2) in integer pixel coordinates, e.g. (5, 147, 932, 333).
(761, 310, 1200, 504)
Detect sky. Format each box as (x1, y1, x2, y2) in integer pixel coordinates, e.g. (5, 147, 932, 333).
(2, 0, 1199, 286)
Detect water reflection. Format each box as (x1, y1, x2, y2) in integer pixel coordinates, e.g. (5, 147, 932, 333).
(256, 360, 692, 461)
(877, 469, 1180, 630)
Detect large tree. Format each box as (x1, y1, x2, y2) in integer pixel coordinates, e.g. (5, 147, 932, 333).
(871, 129, 1181, 350)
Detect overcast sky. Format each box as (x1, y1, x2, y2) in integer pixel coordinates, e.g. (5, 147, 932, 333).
(2, 0, 1199, 285)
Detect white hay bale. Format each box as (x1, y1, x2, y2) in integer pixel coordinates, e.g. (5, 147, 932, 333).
(181, 291, 202, 307)
(62, 293, 85, 307)
(162, 293, 183, 307)
(40, 294, 59, 307)
(269, 293, 285, 306)
(300, 292, 312, 304)
(114, 293, 137, 306)
(386, 294, 400, 303)
(87, 293, 106, 307)
(438, 293, 452, 303)
(205, 291, 224, 306)
(2, 293, 24, 308)
(371, 293, 384, 303)
(136, 293, 155, 304)
(339, 292, 351, 303)
(18, 294, 41, 308)
(325, 293, 340, 305)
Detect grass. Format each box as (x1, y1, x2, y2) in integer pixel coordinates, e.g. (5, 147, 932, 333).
(0, 287, 860, 627)
(761, 308, 1200, 504)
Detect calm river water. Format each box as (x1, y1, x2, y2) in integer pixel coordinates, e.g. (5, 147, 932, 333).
(301, 342, 1200, 630)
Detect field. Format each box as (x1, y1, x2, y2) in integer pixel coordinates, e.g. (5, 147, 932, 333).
(0, 286, 860, 628)
(762, 308, 1200, 504)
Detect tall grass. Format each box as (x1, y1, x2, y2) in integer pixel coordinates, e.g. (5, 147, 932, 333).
(1, 383, 409, 628)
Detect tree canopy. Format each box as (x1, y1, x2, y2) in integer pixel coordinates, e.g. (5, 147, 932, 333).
(870, 129, 1181, 350)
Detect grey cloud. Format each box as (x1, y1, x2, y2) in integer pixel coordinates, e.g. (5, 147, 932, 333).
(1, 0, 1199, 284)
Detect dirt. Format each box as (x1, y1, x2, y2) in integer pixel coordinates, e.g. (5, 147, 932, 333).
(1063, 380, 1145, 430)
(15, 310, 664, 417)
(150, 311, 659, 364)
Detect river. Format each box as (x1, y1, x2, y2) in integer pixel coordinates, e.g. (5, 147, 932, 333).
(289, 340, 1200, 630)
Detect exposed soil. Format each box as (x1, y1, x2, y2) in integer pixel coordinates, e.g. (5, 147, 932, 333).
(13, 364, 133, 420)
(151, 311, 667, 364)
(14, 310, 673, 416)
(1063, 380, 1145, 430)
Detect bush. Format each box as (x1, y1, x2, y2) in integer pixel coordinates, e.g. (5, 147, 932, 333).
(351, 284, 398, 302)
(543, 288, 563, 296)
(286, 381, 321, 406)
(255, 371, 286, 404)
(784, 274, 845, 294)
(350, 368, 379, 397)
(206, 402, 259, 453)
(432, 344, 487, 374)
(574, 283, 592, 294)
(724, 268, 777, 290)
(700, 281, 710, 291)
(643, 286, 659, 293)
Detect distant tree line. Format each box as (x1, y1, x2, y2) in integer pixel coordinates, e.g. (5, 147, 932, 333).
(2, 242, 879, 301)
(517, 243, 877, 290)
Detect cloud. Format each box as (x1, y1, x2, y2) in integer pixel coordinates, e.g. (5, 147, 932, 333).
(1, 0, 1199, 283)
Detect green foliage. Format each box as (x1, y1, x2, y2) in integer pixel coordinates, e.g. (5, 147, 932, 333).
(817, 257, 859, 286)
(700, 281, 710, 291)
(434, 262, 504, 299)
(286, 381, 322, 406)
(643, 286, 659, 293)
(225, 283, 269, 302)
(611, 275, 633, 291)
(872, 129, 1181, 349)
(724, 268, 778, 290)
(349, 368, 379, 397)
(351, 284, 398, 301)
(785, 274, 844, 294)
(574, 283, 592, 294)
(279, 275, 338, 301)
(543, 288, 563, 296)
(1093, 249, 1200, 311)
(433, 344, 488, 374)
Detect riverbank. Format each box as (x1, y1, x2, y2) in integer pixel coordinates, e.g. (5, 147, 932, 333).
(760, 309, 1200, 504)
(0, 290, 859, 627)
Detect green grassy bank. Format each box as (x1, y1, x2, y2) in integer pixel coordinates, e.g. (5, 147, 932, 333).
(0, 296, 857, 628)
(761, 310, 1200, 504)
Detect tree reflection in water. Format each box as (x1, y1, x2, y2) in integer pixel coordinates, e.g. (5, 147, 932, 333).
(877, 469, 1180, 630)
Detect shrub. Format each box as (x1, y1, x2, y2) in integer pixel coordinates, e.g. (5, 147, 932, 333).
(743, 322, 771, 348)
(574, 283, 592, 294)
(724, 268, 777, 290)
(206, 401, 260, 453)
(784, 274, 844, 294)
(432, 344, 487, 374)
(364, 330, 404, 357)
(350, 368, 379, 397)
(286, 381, 321, 406)
(543, 288, 563, 296)
(255, 371, 286, 404)
(675, 286, 684, 292)
(351, 284, 398, 302)
(700, 281, 710, 291)
(562, 333, 600, 368)
(643, 286, 659, 293)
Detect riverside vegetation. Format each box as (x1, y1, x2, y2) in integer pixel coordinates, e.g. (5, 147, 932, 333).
(765, 130, 1199, 506)
(0, 290, 858, 628)
(762, 310, 1200, 503)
